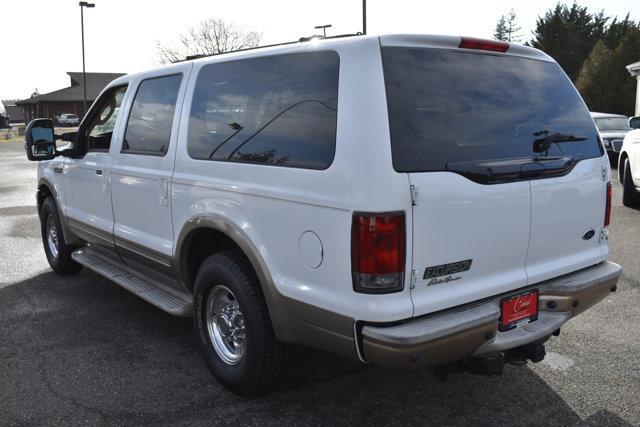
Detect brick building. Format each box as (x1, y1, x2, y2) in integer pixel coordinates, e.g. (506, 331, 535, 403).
(16, 72, 125, 122)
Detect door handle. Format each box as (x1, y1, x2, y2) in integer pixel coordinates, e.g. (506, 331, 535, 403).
(95, 170, 103, 175)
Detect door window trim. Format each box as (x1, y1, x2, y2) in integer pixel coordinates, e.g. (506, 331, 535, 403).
(76, 84, 129, 156)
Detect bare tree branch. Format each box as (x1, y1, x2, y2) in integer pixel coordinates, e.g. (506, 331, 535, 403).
(156, 18, 262, 64)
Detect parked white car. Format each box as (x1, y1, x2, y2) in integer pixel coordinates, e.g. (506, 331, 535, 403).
(24, 34, 621, 396)
(55, 113, 80, 126)
(618, 116, 640, 207)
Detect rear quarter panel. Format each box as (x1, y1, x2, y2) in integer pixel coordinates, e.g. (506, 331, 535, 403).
(171, 36, 414, 323)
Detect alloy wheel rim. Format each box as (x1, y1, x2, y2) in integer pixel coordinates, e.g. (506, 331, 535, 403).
(46, 215, 59, 259)
(206, 285, 246, 365)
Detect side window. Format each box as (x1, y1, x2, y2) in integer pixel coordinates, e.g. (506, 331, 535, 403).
(85, 86, 127, 152)
(122, 74, 182, 156)
(188, 51, 339, 170)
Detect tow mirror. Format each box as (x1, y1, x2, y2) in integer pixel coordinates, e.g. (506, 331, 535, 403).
(25, 118, 57, 161)
(629, 116, 640, 129)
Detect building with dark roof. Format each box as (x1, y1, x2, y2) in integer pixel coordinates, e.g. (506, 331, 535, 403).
(16, 71, 125, 123)
(1, 100, 25, 123)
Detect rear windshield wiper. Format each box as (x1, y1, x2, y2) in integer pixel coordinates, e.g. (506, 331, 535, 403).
(532, 130, 587, 154)
(445, 156, 577, 184)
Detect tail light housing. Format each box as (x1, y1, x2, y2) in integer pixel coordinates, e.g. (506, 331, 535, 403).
(605, 181, 612, 227)
(352, 212, 405, 293)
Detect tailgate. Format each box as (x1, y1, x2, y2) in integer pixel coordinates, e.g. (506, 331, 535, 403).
(381, 41, 605, 316)
(409, 173, 530, 314)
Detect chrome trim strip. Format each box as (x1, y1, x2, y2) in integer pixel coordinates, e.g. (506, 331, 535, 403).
(67, 217, 113, 244)
(114, 237, 172, 268)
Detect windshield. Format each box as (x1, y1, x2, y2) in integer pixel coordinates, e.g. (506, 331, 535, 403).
(382, 47, 602, 172)
(593, 117, 631, 131)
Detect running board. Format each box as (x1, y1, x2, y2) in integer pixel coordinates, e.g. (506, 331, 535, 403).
(72, 247, 192, 316)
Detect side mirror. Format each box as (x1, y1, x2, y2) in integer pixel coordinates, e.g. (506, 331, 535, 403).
(25, 118, 57, 161)
(629, 116, 640, 130)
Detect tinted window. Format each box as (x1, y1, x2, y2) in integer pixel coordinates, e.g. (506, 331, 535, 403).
(188, 51, 339, 169)
(123, 74, 182, 155)
(382, 47, 602, 172)
(85, 86, 127, 152)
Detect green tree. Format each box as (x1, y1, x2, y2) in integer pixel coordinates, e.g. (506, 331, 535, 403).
(610, 30, 640, 115)
(494, 9, 522, 42)
(575, 41, 615, 112)
(529, 2, 607, 81)
(576, 19, 640, 115)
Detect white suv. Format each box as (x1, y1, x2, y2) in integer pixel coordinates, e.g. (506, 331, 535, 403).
(24, 34, 621, 396)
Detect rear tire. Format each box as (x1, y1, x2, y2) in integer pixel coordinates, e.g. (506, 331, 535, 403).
(40, 197, 82, 274)
(193, 250, 289, 396)
(622, 158, 640, 208)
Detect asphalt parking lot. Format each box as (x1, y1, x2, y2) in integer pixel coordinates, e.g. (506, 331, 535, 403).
(1, 141, 638, 425)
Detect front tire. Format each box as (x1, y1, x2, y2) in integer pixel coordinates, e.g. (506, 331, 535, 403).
(622, 158, 640, 208)
(40, 197, 82, 274)
(193, 251, 288, 396)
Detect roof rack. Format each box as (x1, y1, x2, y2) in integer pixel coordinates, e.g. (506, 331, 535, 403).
(182, 32, 363, 62)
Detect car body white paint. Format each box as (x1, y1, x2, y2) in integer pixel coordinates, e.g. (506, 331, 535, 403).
(620, 128, 640, 187)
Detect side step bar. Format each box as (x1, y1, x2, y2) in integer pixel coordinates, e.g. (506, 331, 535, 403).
(72, 247, 192, 316)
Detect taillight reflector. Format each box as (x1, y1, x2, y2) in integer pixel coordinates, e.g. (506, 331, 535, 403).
(352, 213, 405, 294)
(605, 181, 612, 227)
(459, 37, 509, 53)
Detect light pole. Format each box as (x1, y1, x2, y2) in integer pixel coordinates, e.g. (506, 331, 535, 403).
(314, 24, 332, 37)
(362, 0, 367, 35)
(79, 1, 95, 115)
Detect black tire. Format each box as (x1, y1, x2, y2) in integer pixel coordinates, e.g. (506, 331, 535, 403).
(193, 250, 289, 396)
(40, 197, 82, 274)
(622, 158, 640, 208)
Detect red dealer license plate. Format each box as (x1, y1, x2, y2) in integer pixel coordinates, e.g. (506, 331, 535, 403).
(499, 289, 539, 332)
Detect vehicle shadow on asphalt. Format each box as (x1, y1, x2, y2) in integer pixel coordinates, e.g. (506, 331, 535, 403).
(0, 270, 632, 425)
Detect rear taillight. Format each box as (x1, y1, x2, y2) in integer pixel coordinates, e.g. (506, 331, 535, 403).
(352, 212, 405, 294)
(605, 181, 612, 227)
(459, 37, 509, 53)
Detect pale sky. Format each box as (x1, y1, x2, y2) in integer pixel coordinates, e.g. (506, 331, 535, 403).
(1, 0, 638, 99)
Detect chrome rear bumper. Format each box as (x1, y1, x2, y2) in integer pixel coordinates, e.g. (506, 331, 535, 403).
(361, 261, 621, 370)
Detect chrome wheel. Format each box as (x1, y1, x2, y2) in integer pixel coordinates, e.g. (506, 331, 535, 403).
(206, 285, 246, 365)
(46, 215, 59, 259)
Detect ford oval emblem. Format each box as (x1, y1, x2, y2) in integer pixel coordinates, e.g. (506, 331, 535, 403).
(582, 229, 596, 240)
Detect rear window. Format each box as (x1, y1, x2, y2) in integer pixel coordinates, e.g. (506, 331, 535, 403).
(188, 51, 339, 170)
(382, 47, 602, 173)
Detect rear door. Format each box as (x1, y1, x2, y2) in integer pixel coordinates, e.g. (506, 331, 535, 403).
(381, 42, 605, 316)
(110, 66, 190, 288)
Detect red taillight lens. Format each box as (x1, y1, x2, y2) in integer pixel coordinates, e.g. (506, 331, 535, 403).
(605, 181, 612, 227)
(459, 37, 509, 53)
(352, 213, 405, 293)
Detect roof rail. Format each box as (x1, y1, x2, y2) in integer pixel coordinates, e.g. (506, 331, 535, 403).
(181, 32, 363, 62)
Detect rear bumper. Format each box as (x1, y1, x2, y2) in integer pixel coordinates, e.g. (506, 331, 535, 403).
(361, 261, 621, 370)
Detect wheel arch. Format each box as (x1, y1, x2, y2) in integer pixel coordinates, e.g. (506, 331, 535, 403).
(619, 151, 629, 184)
(174, 214, 290, 334)
(174, 213, 359, 360)
(37, 178, 78, 245)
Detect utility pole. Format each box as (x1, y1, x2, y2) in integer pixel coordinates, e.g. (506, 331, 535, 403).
(314, 24, 332, 37)
(79, 2, 95, 115)
(362, 0, 367, 34)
